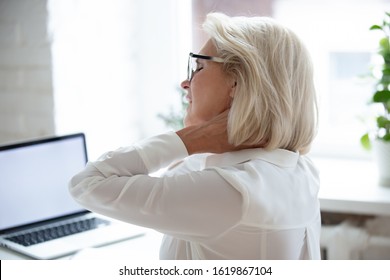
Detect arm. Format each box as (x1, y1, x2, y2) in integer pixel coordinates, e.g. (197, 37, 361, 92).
(69, 132, 243, 240)
(177, 110, 262, 155)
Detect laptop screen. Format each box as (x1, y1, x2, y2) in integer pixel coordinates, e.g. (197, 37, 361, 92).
(0, 133, 88, 232)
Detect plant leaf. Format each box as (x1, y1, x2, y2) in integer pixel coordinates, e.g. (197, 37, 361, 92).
(373, 90, 390, 103)
(377, 116, 390, 128)
(360, 133, 372, 150)
(380, 37, 390, 52)
(383, 133, 390, 141)
(383, 68, 390, 75)
(370, 24, 383, 30)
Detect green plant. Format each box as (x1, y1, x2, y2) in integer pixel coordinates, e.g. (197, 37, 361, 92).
(157, 87, 187, 130)
(361, 12, 390, 150)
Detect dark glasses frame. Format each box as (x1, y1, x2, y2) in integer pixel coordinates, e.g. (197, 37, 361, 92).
(187, 52, 224, 82)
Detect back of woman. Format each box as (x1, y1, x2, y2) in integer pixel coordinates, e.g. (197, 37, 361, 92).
(159, 147, 320, 260)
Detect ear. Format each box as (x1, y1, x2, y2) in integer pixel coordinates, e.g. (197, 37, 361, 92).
(230, 81, 237, 98)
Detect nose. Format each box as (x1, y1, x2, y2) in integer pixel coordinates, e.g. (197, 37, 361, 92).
(181, 79, 190, 90)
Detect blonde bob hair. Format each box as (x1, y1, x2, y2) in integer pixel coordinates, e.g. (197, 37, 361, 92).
(203, 13, 318, 154)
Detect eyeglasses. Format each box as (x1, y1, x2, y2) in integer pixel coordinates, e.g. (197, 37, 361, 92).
(187, 52, 224, 82)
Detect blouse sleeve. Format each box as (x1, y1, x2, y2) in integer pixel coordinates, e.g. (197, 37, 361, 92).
(69, 132, 244, 241)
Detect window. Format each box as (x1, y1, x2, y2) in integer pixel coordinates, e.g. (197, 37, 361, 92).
(48, 0, 191, 159)
(49, 0, 388, 160)
(273, 0, 388, 158)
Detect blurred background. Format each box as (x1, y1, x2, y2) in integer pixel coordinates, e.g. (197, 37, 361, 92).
(1, 0, 390, 259)
(0, 0, 386, 159)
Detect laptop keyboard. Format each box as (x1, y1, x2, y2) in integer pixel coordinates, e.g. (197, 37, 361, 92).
(5, 217, 110, 247)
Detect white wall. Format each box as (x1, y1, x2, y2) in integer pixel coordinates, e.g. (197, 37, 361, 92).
(0, 0, 191, 159)
(0, 0, 55, 144)
(49, 0, 191, 159)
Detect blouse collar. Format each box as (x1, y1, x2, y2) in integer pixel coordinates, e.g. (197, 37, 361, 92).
(204, 148, 299, 168)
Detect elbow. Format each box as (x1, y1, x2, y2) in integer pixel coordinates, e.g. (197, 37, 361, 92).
(68, 163, 105, 198)
(68, 173, 88, 200)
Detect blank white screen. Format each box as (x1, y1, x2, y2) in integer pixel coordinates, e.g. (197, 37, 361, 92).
(0, 136, 87, 231)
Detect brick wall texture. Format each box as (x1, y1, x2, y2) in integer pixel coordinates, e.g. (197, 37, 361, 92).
(0, 0, 55, 144)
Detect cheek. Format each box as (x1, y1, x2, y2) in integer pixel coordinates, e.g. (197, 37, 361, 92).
(210, 84, 233, 111)
(193, 89, 231, 120)
(187, 71, 233, 123)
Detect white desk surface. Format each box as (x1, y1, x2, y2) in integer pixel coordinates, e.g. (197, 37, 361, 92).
(2, 157, 390, 260)
(314, 157, 390, 216)
(0, 228, 163, 260)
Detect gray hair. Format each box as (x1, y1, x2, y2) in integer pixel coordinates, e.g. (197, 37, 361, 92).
(203, 13, 318, 154)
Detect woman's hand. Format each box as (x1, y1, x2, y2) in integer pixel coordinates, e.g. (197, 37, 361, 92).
(176, 110, 256, 155)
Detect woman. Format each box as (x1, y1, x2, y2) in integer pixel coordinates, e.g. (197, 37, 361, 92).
(69, 13, 320, 259)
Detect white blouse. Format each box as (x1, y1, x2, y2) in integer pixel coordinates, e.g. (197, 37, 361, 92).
(69, 132, 321, 259)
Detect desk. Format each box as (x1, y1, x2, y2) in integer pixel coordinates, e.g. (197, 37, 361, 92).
(314, 157, 390, 259)
(315, 157, 390, 217)
(2, 158, 390, 260)
(0, 228, 163, 260)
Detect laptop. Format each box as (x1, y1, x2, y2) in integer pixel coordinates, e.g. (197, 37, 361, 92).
(0, 133, 144, 259)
